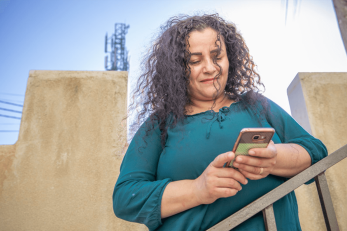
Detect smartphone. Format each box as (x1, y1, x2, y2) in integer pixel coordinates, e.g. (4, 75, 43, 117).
(226, 128, 275, 168)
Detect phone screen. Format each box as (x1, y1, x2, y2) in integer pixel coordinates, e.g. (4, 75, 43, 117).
(228, 143, 268, 167)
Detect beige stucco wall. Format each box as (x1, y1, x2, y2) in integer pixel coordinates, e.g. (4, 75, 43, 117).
(0, 70, 147, 231)
(287, 72, 347, 231)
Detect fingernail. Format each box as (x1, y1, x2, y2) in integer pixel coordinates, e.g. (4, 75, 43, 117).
(249, 150, 255, 155)
(237, 157, 242, 162)
(239, 186, 242, 191)
(233, 162, 239, 167)
(245, 179, 248, 184)
(228, 152, 233, 158)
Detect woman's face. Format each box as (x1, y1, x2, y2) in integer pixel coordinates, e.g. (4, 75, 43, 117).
(187, 27, 229, 102)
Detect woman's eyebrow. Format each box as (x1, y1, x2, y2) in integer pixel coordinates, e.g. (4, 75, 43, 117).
(210, 49, 219, 54)
(190, 52, 202, 56)
(190, 49, 221, 56)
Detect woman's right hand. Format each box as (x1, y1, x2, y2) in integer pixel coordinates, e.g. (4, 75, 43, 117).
(192, 152, 248, 205)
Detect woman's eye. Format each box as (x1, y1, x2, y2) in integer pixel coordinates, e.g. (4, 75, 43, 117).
(189, 60, 200, 64)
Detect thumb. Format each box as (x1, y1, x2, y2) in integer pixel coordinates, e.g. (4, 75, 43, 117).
(211, 152, 235, 168)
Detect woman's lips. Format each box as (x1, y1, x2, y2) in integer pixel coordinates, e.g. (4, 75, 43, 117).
(201, 78, 216, 84)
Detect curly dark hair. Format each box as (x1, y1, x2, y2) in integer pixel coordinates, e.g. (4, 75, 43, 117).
(129, 13, 266, 146)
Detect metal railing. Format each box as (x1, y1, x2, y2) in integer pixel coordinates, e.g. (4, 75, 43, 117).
(208, 144, 347, 231)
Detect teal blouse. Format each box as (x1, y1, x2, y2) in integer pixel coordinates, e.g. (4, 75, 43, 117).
(113, 97, 327, 231)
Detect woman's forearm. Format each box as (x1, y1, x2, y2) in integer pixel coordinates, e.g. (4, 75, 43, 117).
(271, 143, 311, 178)
(161, 180, 199, 218)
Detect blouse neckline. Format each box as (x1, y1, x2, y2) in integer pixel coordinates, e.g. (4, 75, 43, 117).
(186, 100, 241, 117)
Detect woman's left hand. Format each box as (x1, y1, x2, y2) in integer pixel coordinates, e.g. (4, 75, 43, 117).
(233, 141, 277, 180)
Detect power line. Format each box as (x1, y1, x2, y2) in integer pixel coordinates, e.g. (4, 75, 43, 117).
(0, 100, 23, 107)
(0, 114, 21, 120)
(0, 107, 22, 114)
(0, 98, 24, 104)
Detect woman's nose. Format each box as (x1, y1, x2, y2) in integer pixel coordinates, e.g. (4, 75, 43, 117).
(203, 58, 217, 74)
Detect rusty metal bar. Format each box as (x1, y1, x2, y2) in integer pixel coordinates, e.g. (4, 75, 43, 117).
(207, 144, 347, 231)
(262, 204, 277, 231)
(315, 172, 340, 231)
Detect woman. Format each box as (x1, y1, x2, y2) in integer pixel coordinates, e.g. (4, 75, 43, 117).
(113, 14, 327, 231)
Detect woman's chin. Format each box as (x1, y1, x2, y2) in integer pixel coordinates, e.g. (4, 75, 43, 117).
(192, 92, 225, 101)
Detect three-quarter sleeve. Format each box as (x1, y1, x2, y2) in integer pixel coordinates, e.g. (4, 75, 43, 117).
(264, 99, 328, 183)
(113, 120, 172, 230)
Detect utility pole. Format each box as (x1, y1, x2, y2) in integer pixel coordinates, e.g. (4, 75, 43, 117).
(104, 23, 130, 71)
(333, 0, 347, 54)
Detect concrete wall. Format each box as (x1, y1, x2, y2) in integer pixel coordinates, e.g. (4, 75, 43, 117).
(288, 72, 347, 231)
(0, 70, 147, 231)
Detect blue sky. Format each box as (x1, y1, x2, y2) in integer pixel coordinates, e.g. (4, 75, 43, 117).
(1, 0, 346, 145)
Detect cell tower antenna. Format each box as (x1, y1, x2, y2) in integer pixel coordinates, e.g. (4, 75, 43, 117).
(104, 23, 130, 71)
